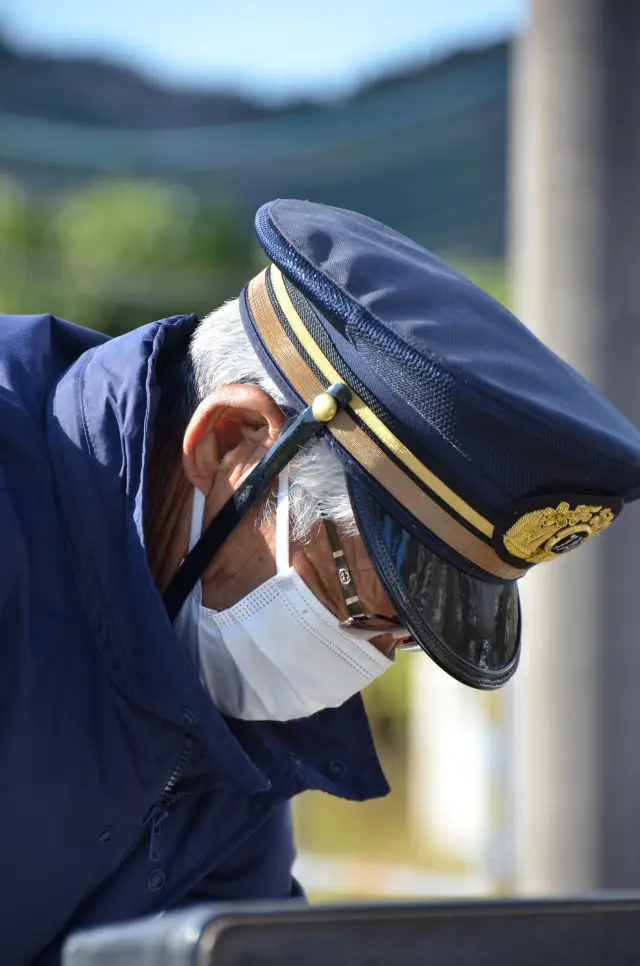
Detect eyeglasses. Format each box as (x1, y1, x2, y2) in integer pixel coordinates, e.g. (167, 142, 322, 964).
(322, 517, 420, 652)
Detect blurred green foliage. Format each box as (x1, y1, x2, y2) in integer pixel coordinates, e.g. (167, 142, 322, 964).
(0, 171, 511, 882)
(0, 172, 263, 334)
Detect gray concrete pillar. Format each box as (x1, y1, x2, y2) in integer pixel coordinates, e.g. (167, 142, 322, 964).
(509, 0, 640, 892)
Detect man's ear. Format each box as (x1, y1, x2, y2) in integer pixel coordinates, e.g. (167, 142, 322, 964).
(182, 384, 285, 498)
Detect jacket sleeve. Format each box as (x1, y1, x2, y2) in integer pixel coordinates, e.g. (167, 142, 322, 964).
(179, 801, 306, 904)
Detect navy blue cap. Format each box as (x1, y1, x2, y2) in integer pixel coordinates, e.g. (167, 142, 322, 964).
(239, 199, 640, 687)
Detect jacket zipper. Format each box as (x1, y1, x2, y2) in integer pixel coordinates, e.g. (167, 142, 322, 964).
(115, 735, 194, 872)
(37, 735, 195, 959)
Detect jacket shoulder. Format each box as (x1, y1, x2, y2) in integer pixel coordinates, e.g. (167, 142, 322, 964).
(0, 314, 108, 478)
(0, 313, 107, 411)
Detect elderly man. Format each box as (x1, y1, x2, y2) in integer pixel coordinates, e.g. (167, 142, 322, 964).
(2, 200, 640, 964)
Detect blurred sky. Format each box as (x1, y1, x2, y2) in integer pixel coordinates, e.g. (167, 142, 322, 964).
(1, 0, 527, 102)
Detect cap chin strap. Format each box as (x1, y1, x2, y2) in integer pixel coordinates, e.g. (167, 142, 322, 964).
(163, 383, 351, 623)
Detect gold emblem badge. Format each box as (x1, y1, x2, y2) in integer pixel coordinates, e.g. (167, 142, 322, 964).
(503, 502, 616, 564)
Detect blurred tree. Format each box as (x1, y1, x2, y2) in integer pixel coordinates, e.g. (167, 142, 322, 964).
(0, 174, 52, 311)
(51, 178, 196, 274)
(189, 199, 258, 272)
(0, 173, 260, 334)
(48, 178, 260, 333)
(0, 174, 33, 245)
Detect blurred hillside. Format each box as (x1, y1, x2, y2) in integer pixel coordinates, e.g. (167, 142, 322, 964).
(0, 31, 274, 127)
(0, 35, 510, 257)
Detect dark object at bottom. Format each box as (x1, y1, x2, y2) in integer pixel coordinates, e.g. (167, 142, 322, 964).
(63, 896, 640, 966)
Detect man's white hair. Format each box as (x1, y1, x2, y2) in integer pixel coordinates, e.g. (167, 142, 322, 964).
(190, 299, 357, 542)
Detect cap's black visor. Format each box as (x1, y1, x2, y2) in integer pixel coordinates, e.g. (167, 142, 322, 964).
(348, 481, 521, 689)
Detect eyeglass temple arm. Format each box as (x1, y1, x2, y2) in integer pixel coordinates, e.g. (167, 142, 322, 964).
(323, 518, 417, 648)
(321, 517, 366, 620)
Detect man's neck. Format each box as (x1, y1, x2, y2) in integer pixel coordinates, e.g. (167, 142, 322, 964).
(145, 461, 191, 594)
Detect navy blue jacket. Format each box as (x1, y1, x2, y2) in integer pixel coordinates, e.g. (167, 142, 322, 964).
(0, 312, 388, 965)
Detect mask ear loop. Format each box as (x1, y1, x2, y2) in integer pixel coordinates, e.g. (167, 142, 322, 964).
(189, 488, 207, 552)
(275, 466, 290, 574)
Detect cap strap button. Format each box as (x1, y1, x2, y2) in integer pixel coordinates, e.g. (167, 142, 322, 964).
(312, 392, 339, 423)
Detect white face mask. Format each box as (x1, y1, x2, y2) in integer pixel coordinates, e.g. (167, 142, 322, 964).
(173, 468, 394, 721)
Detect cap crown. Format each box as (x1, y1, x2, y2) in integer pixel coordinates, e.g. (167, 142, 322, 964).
(241, 199, 640, 576)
